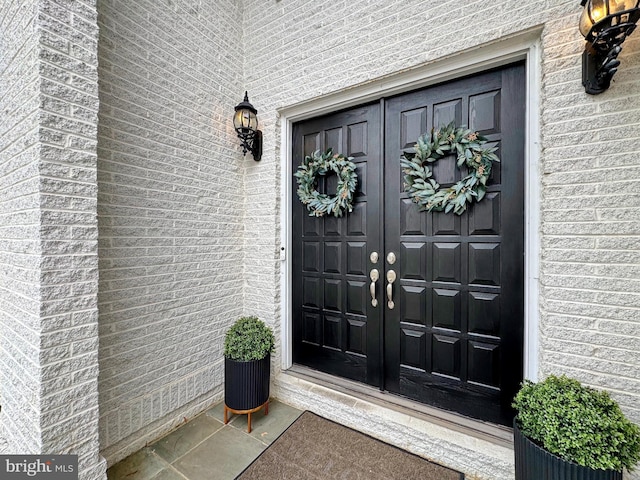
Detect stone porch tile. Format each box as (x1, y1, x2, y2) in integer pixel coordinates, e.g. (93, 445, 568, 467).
(227, 399, 302, 445)
(172, 426, 266, 480)
(107, 447, 169, 480)
(204, 401, 238, 426)
(108, 400, 303, 480)
(149, 467, 188, 480)
(150, 412, 224, 463)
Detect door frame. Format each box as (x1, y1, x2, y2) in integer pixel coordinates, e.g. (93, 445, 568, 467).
(279, 27, 542, 385)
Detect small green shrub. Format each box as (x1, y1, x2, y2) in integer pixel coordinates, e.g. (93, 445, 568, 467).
(513, 375, 640, 472)
(224, 316, 274, 361)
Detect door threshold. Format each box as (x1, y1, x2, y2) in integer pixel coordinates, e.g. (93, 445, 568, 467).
(284, 364, 514, 449)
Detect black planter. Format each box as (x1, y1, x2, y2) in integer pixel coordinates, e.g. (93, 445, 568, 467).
(224, 354, 270, 411)
(514, 420, 623, 480)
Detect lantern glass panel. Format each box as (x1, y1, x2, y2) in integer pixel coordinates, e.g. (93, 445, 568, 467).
(611, 0, 638, 12)
(580, 6, 595, 35)
(234, 109, 258, 132)
(590, 0, 608, 22)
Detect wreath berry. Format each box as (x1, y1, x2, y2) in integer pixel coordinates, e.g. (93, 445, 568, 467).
(294, 149, 358, 217)
(401, 122, 500, 215)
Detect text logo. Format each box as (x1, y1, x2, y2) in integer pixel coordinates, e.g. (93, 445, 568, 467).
(0, 456, 78, 479)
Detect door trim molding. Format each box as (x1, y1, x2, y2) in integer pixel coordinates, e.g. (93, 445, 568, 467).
(279, 27, 542, 381)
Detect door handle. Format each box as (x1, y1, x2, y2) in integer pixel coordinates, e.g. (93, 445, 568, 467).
(386, 269, 396, 309)
(369, 269, 379, 307)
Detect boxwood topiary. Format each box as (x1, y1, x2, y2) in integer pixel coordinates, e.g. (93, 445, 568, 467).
(224, 316, 274, 361)
(513, 375, 640, 472)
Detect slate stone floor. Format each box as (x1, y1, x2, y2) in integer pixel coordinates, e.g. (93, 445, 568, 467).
(107, 400, 302, 480)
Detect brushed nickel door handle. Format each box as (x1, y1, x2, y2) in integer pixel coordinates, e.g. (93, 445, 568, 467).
(386, 269, 396, 309)
(369, 268, 379, 307)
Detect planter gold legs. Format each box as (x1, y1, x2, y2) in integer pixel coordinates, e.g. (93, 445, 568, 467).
(224, 400, 269, 433)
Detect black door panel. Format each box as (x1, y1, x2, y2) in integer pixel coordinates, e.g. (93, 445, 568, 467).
(384, 64, 525, 425)
(292, 103, 383, 387)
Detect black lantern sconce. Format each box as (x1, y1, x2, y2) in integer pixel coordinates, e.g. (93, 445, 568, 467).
(580, 0, 640, 94)
(233, 91, 262, 161)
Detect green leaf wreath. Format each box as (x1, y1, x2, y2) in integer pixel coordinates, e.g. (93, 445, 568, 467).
(294, 149, 358, 217)
(401, 122, 500, 215)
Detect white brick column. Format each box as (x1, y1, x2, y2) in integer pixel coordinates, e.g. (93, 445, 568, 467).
(0, 0, 43, 455)
(1, 0, 105, 478)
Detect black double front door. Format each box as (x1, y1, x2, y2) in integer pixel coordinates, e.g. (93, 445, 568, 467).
(291, 62, 526, 426)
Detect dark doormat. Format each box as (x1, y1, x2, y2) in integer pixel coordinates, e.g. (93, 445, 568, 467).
(236, 411, 464, 479)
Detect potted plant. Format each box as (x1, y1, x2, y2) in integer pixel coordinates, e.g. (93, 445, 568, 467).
(512, 375, 640, 480)
(223, 316, 274, 433)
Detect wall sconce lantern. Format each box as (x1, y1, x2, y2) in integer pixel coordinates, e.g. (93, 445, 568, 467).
(580, 0, 640, 94)
(233, 91, 262, 161)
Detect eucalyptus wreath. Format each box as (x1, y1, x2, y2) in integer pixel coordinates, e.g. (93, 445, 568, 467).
(400, 122, 500, 215)
(294, 149, 358, 217)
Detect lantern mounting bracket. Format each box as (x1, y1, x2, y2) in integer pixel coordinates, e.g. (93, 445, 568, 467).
(580, 0, 640, 94)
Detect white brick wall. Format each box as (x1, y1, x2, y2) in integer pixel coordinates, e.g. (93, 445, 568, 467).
(240, 1, 640, 478)
(1, 0, 105, 478)
(0, 0, 43, 454)
(540, 27, 640, 428)
(96, 0, 246, 463)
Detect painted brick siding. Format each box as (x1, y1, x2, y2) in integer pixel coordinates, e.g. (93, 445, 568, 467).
(540, 26, 640, 427)
(1, 0, 105, 478)
(0, 0, 44, 454)
(37, 0, 105, 478)
(240, 1, 640, 478)
(96, 0, 245, 463)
